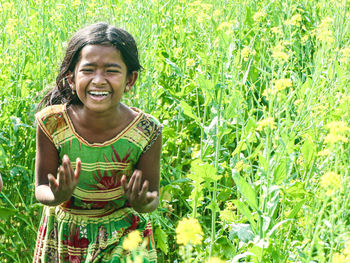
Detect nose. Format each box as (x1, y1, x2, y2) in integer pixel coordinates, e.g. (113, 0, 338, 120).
(91, 70, 107, 86)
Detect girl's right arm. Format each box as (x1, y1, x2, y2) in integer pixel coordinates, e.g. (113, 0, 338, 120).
(35, 125, 81, 206)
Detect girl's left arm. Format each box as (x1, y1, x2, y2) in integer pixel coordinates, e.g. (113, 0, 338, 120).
(121, 133, 162, 213)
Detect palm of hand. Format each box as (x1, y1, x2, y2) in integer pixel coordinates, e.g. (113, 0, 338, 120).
(48, 155, 81, 204)
(121, 170, 157, 211)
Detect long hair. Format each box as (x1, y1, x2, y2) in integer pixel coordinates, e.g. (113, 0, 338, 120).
(37, 22, 142, 109)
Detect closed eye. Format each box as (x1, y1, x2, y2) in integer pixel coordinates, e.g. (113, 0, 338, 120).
(81, 68, 93, 73)
(107, 69, 120, 73)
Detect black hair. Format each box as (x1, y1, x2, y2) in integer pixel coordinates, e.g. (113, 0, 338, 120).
(37, 22, 142, 109)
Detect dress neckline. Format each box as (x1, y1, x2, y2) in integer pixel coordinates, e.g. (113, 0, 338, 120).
(62, 104, 143, 147)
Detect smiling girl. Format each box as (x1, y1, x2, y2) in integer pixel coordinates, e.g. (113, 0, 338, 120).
(33, 23, 162, 262)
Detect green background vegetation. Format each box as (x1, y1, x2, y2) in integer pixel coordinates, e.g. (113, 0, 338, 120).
(0, 0, 349, 262)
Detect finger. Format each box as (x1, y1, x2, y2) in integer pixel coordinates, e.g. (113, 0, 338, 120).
(57, 166, 65, 186)
(74, 157, 81, 181)
(127, 172, 136, 190)
(63, 155, 73, 183)
(67, 156, 75, 180)
(121, 175, 128, 192)
(146, 191, 158, 202)
(48, 173, 58, 191)
(131, 171, 142, 198)
(139, 180, 149, 199)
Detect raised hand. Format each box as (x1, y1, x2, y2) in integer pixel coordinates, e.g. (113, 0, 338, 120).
(48, 155, 81, 204)
(121, 170, 158, 213)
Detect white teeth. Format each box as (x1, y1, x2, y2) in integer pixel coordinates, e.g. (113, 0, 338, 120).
(88, 91, 109, 96)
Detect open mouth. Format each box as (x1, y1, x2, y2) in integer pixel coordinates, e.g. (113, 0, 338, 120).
(88, 91, 110, 97)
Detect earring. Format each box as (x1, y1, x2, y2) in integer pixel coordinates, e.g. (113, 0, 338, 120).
(72, 90, 76, 95)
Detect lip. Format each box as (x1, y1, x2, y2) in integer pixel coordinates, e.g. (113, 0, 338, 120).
(87, 90, 112, 102)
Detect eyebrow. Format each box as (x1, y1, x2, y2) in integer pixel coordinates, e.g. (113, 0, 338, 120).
(80, 63, 122, 69)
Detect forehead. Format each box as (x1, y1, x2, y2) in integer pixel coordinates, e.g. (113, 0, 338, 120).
(79, 45, 124, 64)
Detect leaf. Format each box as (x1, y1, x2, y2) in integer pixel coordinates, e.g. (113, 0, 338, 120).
(258, 154, 268, 171)
(229, 223, 255, 243)
(213, 236, 235, 259)
(191, 159, 220, 182)
(242, 59, 253, 85)
(0, 207, 17, 219)
(165, 58, 185, 78)
(247, 143, 263, 160)
(287, 200, 306, 219)
(301, 139, 315, 168)
(0, 145, 6, 164)
(154, 227, 168, 255)
(180, 101, 200, 123)
(232, 200, 257, 232)
(273, 159, 287, 185)
(267, 219, 291, 237)
(232, 139, 246, 156)
(262, 215, 271, 232)
(284, 182, 307, 199)
(232, 172, 258, 211)
(206, 200, 220, 213)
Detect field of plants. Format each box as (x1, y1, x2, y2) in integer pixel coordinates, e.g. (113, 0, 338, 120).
(0, 0, 349, 262)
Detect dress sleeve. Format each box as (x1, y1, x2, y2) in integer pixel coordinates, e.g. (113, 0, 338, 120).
(142, 114, 163, 154)
(35, 105, 66, 149)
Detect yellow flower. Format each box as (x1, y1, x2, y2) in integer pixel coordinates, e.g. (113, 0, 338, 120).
(324, 134, 348, 144)
(317, 149, 331, 157)
(263, 78, 292, 98)
(274, 78, 292, 91)
(316, 17, 334, 43)
(344, 240, 350, 256)
(234, 160, 244, 172)
(186, 58, 196, 68)
(324, 121, 350, 144)
(176, 218, 203, 245)
(326, 121, 350, 133)
(256, 117, 276, 131)
(253, 10, 266, 22)
(286, 14, 302, 26)
(206, 257, 226, 263)
(332, 253, 347, 263)
(219, 201, 237, 222)
(339, 47, 350, 62)
(213, 10, 222, 17)
(271, 27, 282, 35)
(241, 47, 256, 61)
(320, 172, 341, 196)
(301, 35, 309, 45)
(217, 22, 231, 31)
(294, 99, 303, 106)
(72, 0, 81, 8)
(123, 230, 142, 251)
(271, 43, 289, 62)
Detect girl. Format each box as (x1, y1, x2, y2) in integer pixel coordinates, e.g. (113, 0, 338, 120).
(34, 22, 162, 262)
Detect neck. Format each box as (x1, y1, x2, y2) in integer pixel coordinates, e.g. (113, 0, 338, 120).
(70, 103, 126, 132)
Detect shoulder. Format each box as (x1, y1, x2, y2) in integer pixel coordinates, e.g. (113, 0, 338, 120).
(133, 109, 163, 153)
(35, 104, 66, 122)
(132, 108, 163, 136)
(35, 104, 67, 140)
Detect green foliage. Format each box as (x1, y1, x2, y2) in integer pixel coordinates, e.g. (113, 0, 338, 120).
(1, 0, 350, 262)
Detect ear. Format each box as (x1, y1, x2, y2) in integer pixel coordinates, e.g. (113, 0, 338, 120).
(66, 71, 75, 91)
(125, 71, 138, 93)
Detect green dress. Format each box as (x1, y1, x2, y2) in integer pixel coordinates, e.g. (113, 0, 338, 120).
(33, 104, 162, 263)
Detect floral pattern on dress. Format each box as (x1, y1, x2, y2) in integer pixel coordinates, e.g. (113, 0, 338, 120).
(62, 226, 89, 262)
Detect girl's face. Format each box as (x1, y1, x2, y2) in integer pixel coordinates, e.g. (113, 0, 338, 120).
(68, 44, 137, 114)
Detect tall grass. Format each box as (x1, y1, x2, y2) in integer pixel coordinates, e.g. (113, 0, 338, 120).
(0, 0, 349, 262)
